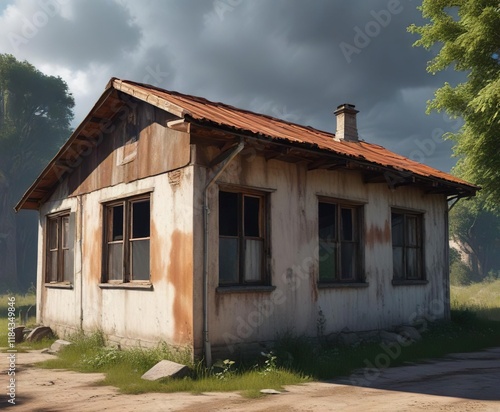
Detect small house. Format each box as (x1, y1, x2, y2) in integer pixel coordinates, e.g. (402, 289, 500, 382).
(16, 78, 477, 362)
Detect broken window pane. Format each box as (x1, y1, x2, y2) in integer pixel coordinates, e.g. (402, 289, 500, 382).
(112, 205, 124, 241)
(219, 191, 239, 236)
(319, 203, 336, 241)
(244, 239, 263, 281)
(244, 196, 260, 237)
(132, 200, 150, 239)
(219, 238, 239, 284)
(131, 239, 150, 280)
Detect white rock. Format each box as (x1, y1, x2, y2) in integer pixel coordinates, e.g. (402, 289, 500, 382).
(260, 389, 281, 395)
(141, 360, 190, 381)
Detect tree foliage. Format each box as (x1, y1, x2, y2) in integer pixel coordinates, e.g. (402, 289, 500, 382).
(449, 196, 500, 281)
(0, 54, 74, 290)
(409, 0, 500, 213)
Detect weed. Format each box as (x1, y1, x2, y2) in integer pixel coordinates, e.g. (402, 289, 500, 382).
(213, 359, 236, 380)
(259, 351, 278, 376)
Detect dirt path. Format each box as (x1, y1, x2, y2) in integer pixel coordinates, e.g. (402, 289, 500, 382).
(2, 348, 500, 411)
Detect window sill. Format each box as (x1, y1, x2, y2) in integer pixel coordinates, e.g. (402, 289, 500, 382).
(392, 279, 428, 286)
(317, 282, 369, 289)
(216, 285, 276, 294)
(44, 282, 73, 289)
(98, 283, 154, 290)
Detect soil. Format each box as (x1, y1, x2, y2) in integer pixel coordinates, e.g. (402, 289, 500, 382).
(2, 347, 500, 411)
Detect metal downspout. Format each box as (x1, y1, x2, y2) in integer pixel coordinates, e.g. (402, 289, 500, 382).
(203, 141, 244, 367)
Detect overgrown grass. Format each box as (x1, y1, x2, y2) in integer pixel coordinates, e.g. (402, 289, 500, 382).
(451, 278, 500, 321)
(39, 330, 309, 395)
(0, 292, 51, 351)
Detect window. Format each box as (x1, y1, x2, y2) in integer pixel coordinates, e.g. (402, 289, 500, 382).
(104, 196, 150, 283)
(318, 200, 362, 282)
(218, 189, 268, 286)
(391, 210, 424, 281)
(46, 212, 73, 283)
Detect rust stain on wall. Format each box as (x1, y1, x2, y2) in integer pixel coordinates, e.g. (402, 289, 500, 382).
(167, 230, 193, 345)
(149, 220, 162, 285)
(366, 220, 391, 248)
(86, 227, 102, 283)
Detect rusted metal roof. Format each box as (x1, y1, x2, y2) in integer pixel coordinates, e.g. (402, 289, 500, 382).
(15, 78, 478, 211)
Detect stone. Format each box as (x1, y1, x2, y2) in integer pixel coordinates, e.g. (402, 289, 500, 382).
(358, 330, 380, 343)
(26, 326, 53, 342)
(397, 326, 422, 342)
(339, 332, 360, 346)
(50, 339, 73, 353)
(14, 326, 25, 343)
(380, 330, 407, 345)
(325, 332, 340, 345)
(260, 389, 282, 395)
(141, 360, 191, 381)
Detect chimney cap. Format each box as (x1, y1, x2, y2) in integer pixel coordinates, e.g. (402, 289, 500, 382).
(334, 103, 358, 113)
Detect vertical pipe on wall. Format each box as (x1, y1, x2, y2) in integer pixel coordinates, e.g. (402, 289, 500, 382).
(203, 141, 244, 367)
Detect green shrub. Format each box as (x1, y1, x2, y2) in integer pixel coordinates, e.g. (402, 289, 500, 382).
(450, 260, 474, 285)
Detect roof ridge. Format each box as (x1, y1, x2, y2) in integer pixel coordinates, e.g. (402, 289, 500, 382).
(119, 79, 337, 138)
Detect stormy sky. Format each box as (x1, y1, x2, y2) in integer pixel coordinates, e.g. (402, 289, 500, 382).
(0, 0, 466, 172)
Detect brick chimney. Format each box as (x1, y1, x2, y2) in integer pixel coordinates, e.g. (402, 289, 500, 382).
(334, 104, 359, 142)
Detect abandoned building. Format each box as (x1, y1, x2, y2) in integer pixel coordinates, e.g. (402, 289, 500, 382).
(16, 78, 478, 362)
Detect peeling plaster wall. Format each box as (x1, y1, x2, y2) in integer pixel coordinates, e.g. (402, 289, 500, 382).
(39, 170, 195, 349)
(195, 151, 448, 355)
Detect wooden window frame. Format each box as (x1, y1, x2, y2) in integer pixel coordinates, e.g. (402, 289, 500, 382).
(318, 198, 364, 284)
(103, 194, 151, 284)
(218, 187, 270, 287)
(391, 209, 425, 283)
(45, 211, 71, 284)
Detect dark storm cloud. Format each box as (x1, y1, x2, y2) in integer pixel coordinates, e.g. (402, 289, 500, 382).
(0, 0, 141, 68)
(0, 0, 465, 171)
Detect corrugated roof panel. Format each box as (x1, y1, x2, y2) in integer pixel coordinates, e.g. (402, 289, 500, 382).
(118, 79, 474, 188)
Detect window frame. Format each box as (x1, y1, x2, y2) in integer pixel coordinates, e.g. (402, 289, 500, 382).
(218, 186, 270, 287)
(317, 197, 365, 285)
(102, 194, 151, 284)
(391, 208, 425, 283)
(45, 211, 72, 284)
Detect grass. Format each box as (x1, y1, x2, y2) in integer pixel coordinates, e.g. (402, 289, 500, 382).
(1, 280, 499, 394)
(451, 278, 500, 321)
(0, 292, 56, 351)
(39, 331, 309, 395)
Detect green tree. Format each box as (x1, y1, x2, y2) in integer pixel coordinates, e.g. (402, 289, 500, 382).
(408, 1, 500, 214)
(449, 197, 500, 281)
(0, 54, 74, 291)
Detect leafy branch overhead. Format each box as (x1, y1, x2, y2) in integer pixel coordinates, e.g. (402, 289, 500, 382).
(408, 0, 500, 214)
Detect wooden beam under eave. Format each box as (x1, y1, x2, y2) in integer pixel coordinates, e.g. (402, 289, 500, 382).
(74, 137, 96, 148)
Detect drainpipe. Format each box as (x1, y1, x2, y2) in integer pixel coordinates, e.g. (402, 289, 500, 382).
(203, 141, 244, 367)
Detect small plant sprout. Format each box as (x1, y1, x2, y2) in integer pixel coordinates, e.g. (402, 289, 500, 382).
(213, 359, 236, 380)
